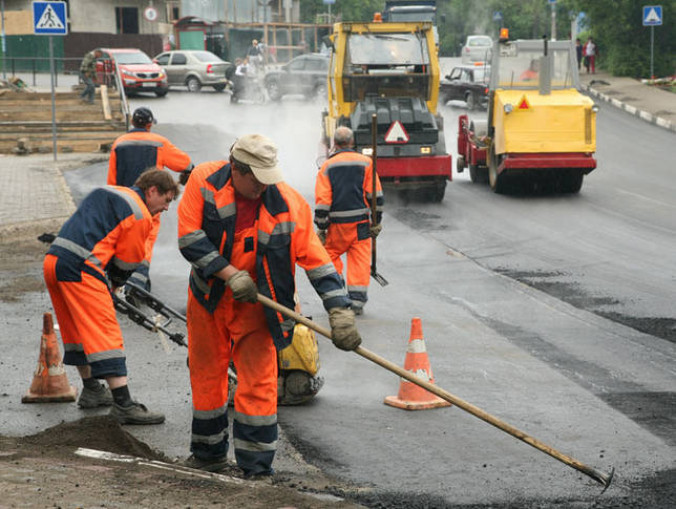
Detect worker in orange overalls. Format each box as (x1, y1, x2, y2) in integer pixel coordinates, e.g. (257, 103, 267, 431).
(43, 170, 179, 424)
(107, 107, 193, 293)
(177, 134, 362, 477)
(314, 126, 384, 315)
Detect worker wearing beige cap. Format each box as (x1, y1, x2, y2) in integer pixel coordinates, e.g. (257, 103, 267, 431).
(177, 134, 361, 477)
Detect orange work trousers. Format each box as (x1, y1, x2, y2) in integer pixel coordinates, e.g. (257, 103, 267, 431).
(43, 254, 127, 378)
(324, 221, 371, 311)
(187, 226, 278, 475)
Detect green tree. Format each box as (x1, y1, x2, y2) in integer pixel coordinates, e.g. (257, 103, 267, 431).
(575, 0, 675, 77)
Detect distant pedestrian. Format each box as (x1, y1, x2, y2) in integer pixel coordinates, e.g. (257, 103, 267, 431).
(583, 37, 597, 74)
(79, 49, 101, 104)
(575, 38, 583, 71)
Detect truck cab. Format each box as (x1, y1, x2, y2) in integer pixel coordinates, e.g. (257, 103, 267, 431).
(323, 18, 451, 202)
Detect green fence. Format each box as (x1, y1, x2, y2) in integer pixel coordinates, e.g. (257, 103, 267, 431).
(0, 35, 65, 74)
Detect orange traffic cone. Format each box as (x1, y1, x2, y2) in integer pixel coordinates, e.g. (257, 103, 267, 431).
(22, 313, 77, 403)
(384, 317, 451, 411)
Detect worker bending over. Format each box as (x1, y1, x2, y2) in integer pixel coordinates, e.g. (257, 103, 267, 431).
(107, 107, 193, 293)
(43, 170, 179, 424)
(177, 134, 361, 477)
(314, 126, 384, 315)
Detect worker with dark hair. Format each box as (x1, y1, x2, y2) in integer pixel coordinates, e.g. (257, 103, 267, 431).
(107, 107, 193, 293)
(43, 170, 179, 424)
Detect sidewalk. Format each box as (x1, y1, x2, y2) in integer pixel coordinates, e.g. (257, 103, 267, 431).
(0, 73, 674, 245)
(578, 69, 676, 132)
(0, 153, 107, 244)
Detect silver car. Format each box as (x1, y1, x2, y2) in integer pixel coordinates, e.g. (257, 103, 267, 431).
(153, 50, 231, 92)
(461, 35, 493, 64)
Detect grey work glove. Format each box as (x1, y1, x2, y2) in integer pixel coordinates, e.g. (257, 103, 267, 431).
(317, 229, 327, 245)
(329, 307, 362, 351)
(369, 223, 382, 238)
(227, 270, 258, 303)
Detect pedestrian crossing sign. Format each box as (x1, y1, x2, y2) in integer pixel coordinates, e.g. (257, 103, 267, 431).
(33, 1, 68, 35)
(642, 5, 662, 26)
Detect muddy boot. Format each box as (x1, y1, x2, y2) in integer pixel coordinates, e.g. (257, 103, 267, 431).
(77, 384, 113, 408)
(183, 455, 232, 473)
(110, 401, 165, 425)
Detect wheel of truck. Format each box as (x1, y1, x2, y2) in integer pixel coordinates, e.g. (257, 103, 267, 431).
(488, 144, 506, 194)
(465, 91, 476, 110)
(429, 180, 446, 202)
(561, 172, 584, 193)
(469, 164, 488, 184)
(186, 76, 201, 93)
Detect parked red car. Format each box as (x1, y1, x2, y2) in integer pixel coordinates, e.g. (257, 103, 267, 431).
(95, 48, 168, 97)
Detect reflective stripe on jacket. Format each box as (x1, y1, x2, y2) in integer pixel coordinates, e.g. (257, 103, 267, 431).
(46, 186, 153, 287)
(177, 160, 350, 350)
(314, 148, 384, 230)
(107, 128, 193, 187)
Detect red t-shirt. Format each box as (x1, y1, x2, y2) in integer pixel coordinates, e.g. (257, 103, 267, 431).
(235, 192, 261, 232)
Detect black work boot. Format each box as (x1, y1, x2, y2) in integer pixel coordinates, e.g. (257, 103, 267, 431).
(110, 401, 165, 425)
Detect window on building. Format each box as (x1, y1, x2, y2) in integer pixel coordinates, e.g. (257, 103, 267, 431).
(115, 7, 139, 34)
(167, 2, 180, 23)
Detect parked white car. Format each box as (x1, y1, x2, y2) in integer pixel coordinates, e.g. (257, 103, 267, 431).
(461, 35, 493, 64)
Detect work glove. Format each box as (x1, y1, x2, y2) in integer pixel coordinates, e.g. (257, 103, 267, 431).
(317, 229, 327, 245)
(369, 223, 382, 238)
(179, 170, 192, 186)
(329, 307, 362, 351)
(227, 270, 258, 303)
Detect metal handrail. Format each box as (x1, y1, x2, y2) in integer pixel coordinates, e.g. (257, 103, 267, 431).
(110, 64, 130, 129)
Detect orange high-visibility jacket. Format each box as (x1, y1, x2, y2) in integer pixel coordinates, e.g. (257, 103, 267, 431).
(314, 148, 384, 230)
(107, 128, 193, 187)
(177, 161, 350, 350)
(46, 185, 153, 287)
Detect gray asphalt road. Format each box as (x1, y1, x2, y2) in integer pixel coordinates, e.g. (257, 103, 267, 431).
(2, 58, 674, 508)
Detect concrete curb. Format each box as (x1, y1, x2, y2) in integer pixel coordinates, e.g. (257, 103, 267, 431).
(585, 86, 676, 133)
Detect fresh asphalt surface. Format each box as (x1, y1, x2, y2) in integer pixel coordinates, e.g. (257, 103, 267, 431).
(1, 57, 674, 507)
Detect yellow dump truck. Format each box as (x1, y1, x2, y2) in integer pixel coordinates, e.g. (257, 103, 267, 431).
(456, 38, 597, 193)
(322, 16, 452, 201)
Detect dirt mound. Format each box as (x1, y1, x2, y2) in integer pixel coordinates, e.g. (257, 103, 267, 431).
(18, 415, 169, 460)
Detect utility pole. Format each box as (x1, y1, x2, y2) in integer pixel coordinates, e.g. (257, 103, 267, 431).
(550, 0, 557, 41)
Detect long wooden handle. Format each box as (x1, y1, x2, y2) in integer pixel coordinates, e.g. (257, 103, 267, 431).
(257, 293, 613, 488)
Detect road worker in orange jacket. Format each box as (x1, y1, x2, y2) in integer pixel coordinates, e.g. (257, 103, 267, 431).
(315, 126, 384, 315)
(177, 134, 362, 477)
(107, 107, 193, 293)
(43, 170, 179, 425)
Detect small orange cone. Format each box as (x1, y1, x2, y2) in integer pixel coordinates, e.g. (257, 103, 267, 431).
(384, 317, 451, 411)
(22, 313, 77, 403)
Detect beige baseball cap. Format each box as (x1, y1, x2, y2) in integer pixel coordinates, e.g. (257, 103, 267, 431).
(230, 134, 283, 185)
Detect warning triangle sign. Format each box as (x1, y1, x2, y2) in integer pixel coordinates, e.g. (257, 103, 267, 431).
(384, 121, 409, 144)
(36, 5, 65, 29)
(518, 95, 530, 110)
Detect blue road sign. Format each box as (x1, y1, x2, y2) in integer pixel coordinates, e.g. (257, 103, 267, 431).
(323, 0, 336, 4)
(33, 1, 68, 35)
(493, 11, 503, 22)
(642, 5, 663, 26)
